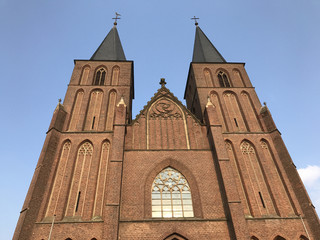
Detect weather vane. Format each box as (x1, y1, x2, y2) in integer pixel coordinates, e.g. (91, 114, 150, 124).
(112, 12, 121, 25)
(191, 16, 199, 26)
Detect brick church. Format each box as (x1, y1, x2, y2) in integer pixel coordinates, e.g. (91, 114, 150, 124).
(14, 20, 320, 239)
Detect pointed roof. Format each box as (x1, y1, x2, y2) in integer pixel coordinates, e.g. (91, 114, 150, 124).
(192, 26, 226, 63)
(90, 24, 126, 61)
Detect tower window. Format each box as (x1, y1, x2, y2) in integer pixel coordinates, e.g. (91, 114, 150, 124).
(218, 71, 231, 87)
(152, 167, 194, 218)
(94, 68, 106, 85)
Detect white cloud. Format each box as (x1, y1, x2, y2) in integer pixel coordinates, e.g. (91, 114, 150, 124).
(298, 165, 320, 187)
(298, 165, 320, 215)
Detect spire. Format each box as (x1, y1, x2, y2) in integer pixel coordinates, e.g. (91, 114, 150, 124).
(90, 22, 126, 61)
(192, 25, 226, 63)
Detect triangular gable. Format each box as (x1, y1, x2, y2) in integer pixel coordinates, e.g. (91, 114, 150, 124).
(132, 86, 202, 125)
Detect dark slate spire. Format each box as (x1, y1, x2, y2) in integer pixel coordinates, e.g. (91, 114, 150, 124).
(90, 23, 126, 61)
(192, 25, 226, 63)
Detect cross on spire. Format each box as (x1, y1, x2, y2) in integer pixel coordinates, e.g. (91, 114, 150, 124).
(112, 12, 121, 25)
(191, 16, 199, 26)
(159, 78, 167, 87)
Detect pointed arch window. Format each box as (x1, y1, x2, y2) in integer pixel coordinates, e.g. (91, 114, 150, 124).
(152, 167, 194, 218)
(218, 71, 231, 87)
(94, 68, 106, 85)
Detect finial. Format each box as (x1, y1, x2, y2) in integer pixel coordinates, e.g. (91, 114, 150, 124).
(160, 78, 167, 87)
(206, 96, 213, 107)
(263, 102, 267, 106)
(58, 98, 62, 104)
(191, 16, 199, 26)
(112, 12, 121, 26)
(117, 95, 126, 107)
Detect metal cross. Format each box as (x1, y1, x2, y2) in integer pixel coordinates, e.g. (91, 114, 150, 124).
(191, 16, 199, 25)
(160, 78, 167, 87)
(112, 12, 121, 25)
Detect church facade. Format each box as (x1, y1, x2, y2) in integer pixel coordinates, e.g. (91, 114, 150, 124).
(14, 22, 320, 240)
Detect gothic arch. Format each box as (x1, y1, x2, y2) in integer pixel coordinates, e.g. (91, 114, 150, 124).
(68, 89, 85, 131)
(163, 233, 188, 240)
(273, 236, 286, 240)
(239, 140, 278, 216)
(232, 68, 246, 87)
(111, 65, 120, 85)
(144, 158, 202, 218)
(93, 66, 107, 86)
(105, 89, 117, 131)
(209, 90, 228, 131)
(146, 96, 190, 150)
(299, 235, 309, 240)
(225, 139, 252, 216)
(215, 68, 231, 87)
(92, 140, 111, 218)
(84, 89, 104, 131)
(108, 88, 117, 94)
(93, 65, 108, 72)
(45, 140, 72, 220)
(65, 141, 94, 218)
(222, 90, 249, 132)
(240, 90, 263, 132)
(203, 68, 214, 87)
(79, 65, 91, 85)
(260, 138, 297, 215)
(250, 236, 259, 240)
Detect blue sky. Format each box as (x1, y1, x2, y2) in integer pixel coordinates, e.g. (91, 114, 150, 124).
(1, 0, 320, 239)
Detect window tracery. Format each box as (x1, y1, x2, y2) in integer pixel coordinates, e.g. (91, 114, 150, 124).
(94, 68, 106, 85)
(218, 71, 231, 87)
(152, 167, 194, 218)
(240, 141, 255, 154)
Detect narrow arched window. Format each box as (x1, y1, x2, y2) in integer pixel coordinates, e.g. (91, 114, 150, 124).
(152, 167, 194, 218)
(94, 68, 106, 85)
(218, 71, 231, 87)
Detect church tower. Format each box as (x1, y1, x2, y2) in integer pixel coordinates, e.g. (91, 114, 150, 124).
(14, 20, 319, 240)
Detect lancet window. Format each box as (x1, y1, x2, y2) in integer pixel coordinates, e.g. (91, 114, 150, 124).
(218, 71, 231, 87)
(151, 167, 194, 218)
(94, 68, 106, 85)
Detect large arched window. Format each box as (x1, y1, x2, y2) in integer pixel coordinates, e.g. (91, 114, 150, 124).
(94, 68, 106, 85)
(151, 167, 194, 218)
(218, 71, 231, 87)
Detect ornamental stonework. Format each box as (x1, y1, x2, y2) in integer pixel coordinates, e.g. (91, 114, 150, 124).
(149, 99, 182, 119)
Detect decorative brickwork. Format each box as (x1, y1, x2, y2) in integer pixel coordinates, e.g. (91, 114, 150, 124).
(14, 25, 319, 240)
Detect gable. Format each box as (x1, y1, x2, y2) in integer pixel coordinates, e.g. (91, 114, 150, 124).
(125, 86, 209, 150)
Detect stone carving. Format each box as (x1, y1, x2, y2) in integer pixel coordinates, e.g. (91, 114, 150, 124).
(149, 99, 182, 119)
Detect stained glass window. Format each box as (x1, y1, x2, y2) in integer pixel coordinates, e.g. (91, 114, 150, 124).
(151, 167, 194, 218)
